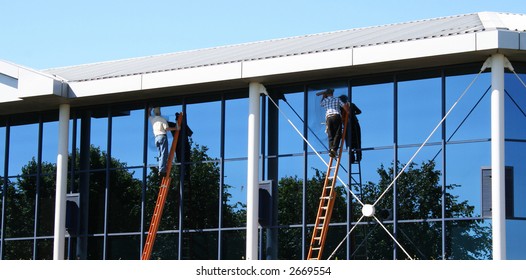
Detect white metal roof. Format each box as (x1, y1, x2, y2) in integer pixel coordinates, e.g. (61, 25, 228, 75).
(42, 12, 493, 82)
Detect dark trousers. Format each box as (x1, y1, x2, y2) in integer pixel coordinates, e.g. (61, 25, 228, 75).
(326, 114, 342, 151)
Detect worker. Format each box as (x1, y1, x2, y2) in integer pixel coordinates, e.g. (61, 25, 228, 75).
(148, 107, 178, 177)
(317, 89, 350, 157)
(339, 95, 362, 163)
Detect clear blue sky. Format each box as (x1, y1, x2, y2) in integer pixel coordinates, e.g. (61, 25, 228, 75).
(1, 0, 526, 70)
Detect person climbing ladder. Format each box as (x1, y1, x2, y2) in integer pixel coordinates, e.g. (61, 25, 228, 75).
(317, 88, 350, 157)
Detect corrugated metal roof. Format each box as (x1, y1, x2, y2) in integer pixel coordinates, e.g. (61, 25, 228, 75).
(41, 12, 522, 82)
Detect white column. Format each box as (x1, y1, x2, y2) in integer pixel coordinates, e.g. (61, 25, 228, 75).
(246, 82, 261, 260)
(53, 103, 70, 260)
(490, 53, 506, 260)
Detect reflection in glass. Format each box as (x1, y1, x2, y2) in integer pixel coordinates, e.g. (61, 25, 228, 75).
(278, 91, 304, 155)
(446, 73, 491, 142)
(352, 82, 394, 148)
(111, 109, 144, 167)
(446, 219, 491, 260)
(186, 101, 221, 159)
(505, 142, 526, 218)
(38, 175, 56, 236)
(36, 239, 53, 260)
(5, 178, 35, 238)
(505, 73, 526, 140)
(446, 142, 490, 218)
(3, 240, 33, 260)
(42, 121, 59, 165)
(225, 98, 248, 159)
(108, 169, 142, 233)
(8, 123, 38, 176)
(221, 229, 245, 260)
(107, 235, 140, 260)
(223, 160, 247, 228)
(149, 233, 179, 260)
(398, 78, 441, 145)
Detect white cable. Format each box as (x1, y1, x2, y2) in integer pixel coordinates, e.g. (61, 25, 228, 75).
(373, 216, 414, 260)
(327, 215, 365, 260)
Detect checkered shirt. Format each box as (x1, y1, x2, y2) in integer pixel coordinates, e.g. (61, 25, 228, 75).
(320, 96, 344, 118)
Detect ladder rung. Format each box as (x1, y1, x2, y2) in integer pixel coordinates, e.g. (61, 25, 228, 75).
(311, 247, 320, 251)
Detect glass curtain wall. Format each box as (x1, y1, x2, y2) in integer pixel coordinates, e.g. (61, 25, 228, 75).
(1, 64, 525, 260)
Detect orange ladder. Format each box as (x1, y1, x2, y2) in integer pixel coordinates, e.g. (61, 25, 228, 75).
(307, 111, 348, 260)
(141, 112, 184, 260)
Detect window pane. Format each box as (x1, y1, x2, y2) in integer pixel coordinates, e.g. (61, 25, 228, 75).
(88, 171, 106, 234)
(8, 123, 38, 176)
(223, 160, 247, 228)
(505, 73, 526, 140)
(278, 91, 304, 155)
(508, 220, 526, 259)
(225, 98, 248, 159)
(150, 233, 179, 260)
(446, 73, 491, 141)
(108, 168, 142, 233)
(278, 155, 303, 225)
(36, 239, 53, 260)
(186, 101, 221, 159)
(107, 235, 140, 260)
(398, 78, 441, 145)
(353, 82, 394, 148)
(38, 174, 56, 236)
(221, 229, 245, 260)
(446, 142, 490, 218)
(506, 142, 526, 218)
(3, 240, 33, 260)
(42, 121, 58, 165)
(111, 108, 144, 167)
(5, 178, 35, 238)
(446, 220, 491, 259)
(90, 115, 108, 154)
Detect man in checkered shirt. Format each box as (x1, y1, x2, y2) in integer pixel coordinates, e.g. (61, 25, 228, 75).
(318, 88, 350, 157)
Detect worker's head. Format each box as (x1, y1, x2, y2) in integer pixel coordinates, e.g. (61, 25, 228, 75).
(153, 107, 161, 116)
(316, 88, 334, 98)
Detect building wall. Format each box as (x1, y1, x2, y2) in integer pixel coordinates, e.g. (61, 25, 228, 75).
(1, 64, 525, 260)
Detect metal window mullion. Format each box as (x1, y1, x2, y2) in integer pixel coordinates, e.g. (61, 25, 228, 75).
(441, 70, 447, 260)
(302, 84, 309, 260)
(103, 108, 112, 260)
(140, 105, 148, 259)
(178, 101, 187, 260)
(0, 120, 10, 260)
(218, 95, 226, 260)
(393, 75, 399, 260)
(33, 115, 43, 259)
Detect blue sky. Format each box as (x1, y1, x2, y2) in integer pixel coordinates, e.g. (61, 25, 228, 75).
(1, 0, 526, 70)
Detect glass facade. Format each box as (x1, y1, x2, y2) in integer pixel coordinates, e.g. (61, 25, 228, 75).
(1, 64, 525, 260)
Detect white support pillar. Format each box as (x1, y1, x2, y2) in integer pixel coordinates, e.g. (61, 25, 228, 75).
(246, 82, 261, 260)
(53, 103, 70, 260)
(490, 53, 506, 260)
